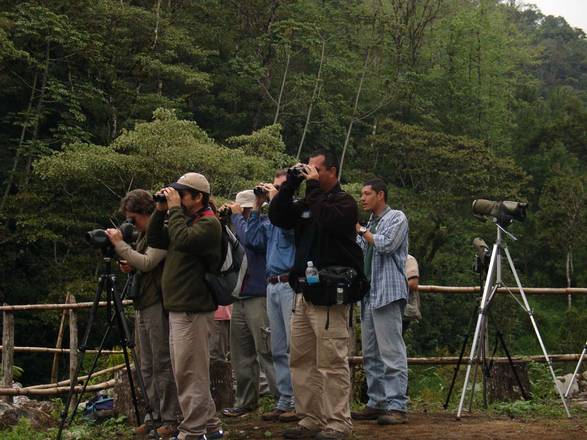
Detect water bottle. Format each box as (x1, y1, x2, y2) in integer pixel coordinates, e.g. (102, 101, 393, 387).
(336, 284, 345, 305)
(305, 261, 320, 285)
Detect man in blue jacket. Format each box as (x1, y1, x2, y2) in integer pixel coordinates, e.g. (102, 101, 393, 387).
(245, 170, 297, 422)
(221, 190, 277, 417)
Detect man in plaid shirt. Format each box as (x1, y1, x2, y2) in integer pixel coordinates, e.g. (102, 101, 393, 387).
(352, 178, 409, 425)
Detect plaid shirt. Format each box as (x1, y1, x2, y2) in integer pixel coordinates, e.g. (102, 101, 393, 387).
(357, 207, 409, 309)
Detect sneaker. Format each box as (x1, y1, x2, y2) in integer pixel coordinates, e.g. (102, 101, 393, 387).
(283, 425, 320, 439)
(315, 429, 351, 440)
(207, 427, 224, 439)
(221, 407, 250, 417)
(278, 410, 301, 423)
(350, 406, 386, 420)
(261, 408, 286, 421)
(157, 424, 179, 438)
(377, 410, 408, 425)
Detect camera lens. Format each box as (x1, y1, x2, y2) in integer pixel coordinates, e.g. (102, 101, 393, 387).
(153, 194, 167, 203)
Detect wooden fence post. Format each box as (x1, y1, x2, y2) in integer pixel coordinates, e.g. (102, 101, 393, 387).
(51, 292, 70, 384)
(2, 306, 14, 403)
(69, 295, 78, 385)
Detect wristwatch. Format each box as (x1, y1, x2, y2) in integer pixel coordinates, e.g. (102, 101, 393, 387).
(358, 226, 368, 236)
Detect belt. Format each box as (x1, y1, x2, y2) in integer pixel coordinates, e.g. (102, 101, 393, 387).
(267, 274, 289, 284)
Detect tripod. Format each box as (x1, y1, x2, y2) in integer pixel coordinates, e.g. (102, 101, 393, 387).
(564, 342, 587, 399)
(56, 256, 157, 440)
(444, 247, 529, 410)
(456, 223, 571, 418)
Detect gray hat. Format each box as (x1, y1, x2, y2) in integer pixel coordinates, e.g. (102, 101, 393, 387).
(170, 172, 210, 194)
(235, 190, 256, 208)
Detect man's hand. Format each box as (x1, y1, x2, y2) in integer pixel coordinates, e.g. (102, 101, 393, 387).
(228, 202, 243, 215)
(355, 223, 362, 234)
(301, 164, 319, 181)
(105, 228, 123, 244)
(154, 190, 168, 211)
(119, 260, 134, 273)
(162, 187, 181, 209)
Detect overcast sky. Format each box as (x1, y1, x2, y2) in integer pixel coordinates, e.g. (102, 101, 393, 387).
(523, 1, 587, 33)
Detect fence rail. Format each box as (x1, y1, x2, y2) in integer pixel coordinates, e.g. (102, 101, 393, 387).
(1, 285, 585, 398)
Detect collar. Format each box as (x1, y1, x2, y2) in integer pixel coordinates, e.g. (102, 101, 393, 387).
(188, 206, 215, 224)
(369, 205, 391, 225)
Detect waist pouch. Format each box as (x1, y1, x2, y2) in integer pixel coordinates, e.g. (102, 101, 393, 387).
(300, 266, 369, 306)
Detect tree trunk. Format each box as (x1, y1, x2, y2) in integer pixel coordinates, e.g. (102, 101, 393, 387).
(0, 73, 38, 213)
(273, 49, 291, 125)
(487, 362, 530, 402)
(297, 40, 325, 160)
(339, 50, 369, 180)
(23, 41, 51, 187)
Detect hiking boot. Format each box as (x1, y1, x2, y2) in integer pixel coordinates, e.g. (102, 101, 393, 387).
(315, 429, 351, 440)
(350, 406, 386, 420)
(283, 425, 320, 439)
(157, 424, 179, 438)
(377, 410, 408, 425)
(262, 408, 286, 421)
(278, 410, 301, 423)
(221, 407, 251, 417)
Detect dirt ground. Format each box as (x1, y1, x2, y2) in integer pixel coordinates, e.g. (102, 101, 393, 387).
(222, 410, 587, 440)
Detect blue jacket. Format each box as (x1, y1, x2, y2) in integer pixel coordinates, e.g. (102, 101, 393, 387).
(232, 214, 267, 297)
(244, 211, 295, 277)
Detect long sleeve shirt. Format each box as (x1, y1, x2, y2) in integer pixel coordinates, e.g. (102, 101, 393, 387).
(357, 207, 409, 309)
(231, 213, 267, 297)
(244, 210, 295, 277)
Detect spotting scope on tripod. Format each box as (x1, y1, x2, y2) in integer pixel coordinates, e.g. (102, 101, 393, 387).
(56, 225, 158, 440)
(455, 199, 571, 419)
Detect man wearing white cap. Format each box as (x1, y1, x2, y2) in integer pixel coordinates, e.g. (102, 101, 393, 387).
(221, 190, 278, 417)
(148, 172, 224, 440)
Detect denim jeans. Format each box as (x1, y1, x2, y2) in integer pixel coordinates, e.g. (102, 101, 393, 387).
(361, 299, 408, 412)
(266, 282, 295, 411)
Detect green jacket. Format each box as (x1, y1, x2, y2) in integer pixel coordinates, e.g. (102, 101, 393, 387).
(133, 233, 164, 310)
(147, 206, 222, 313)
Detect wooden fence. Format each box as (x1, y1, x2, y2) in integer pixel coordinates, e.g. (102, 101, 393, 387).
(1, 286, 586, 400)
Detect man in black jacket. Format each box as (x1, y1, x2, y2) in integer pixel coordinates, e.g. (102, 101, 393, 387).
(269, 151, 363, 440)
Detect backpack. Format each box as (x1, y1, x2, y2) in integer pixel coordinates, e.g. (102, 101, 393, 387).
(205, 224, 248, 306)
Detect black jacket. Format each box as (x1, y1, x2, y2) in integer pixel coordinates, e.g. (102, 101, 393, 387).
(268, 174, 364, 292)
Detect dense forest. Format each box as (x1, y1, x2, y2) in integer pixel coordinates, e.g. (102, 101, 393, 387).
(0, 0, 586, 384)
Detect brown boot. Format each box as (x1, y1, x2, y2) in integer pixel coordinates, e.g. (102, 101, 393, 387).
(278, 410, 301, 423)
(133, 423, 153, 435)
(377, 410, 408, 425)
(156, 424, 179, 438)
(261, 408, 285, 421)
(283, 425, 320, 439)
(350, 406, 386, 420)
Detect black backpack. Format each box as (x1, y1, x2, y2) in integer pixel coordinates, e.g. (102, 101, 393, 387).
(205, 224, 248, 306)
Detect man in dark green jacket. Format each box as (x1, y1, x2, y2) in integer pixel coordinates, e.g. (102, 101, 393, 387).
(148, 172, 223, 440)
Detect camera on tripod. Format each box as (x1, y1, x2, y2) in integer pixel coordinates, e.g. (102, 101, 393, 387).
(472, 199, 528, 225)
(85, 220, 138, 255)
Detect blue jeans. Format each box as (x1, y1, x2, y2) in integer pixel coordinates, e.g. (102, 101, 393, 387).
(266, 281, 295, 410)
(361, 299, 408, 412)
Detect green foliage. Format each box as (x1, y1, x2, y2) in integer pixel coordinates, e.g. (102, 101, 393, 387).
(0, 0, 586, 387)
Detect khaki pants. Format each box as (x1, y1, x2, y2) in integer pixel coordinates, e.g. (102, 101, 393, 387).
(291, 295, 352, 434)
(230, 297, 277, 409)
(169, 311, 219, 439)
(136, 302, 181, 424)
